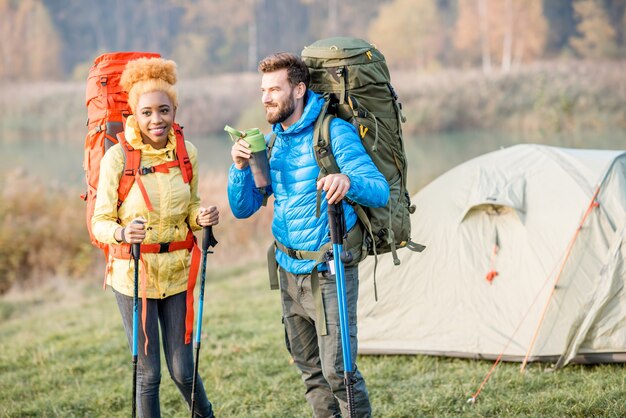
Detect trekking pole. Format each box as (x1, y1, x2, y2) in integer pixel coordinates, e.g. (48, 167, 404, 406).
(327, 202, 357, 418)
(130, 220, 143, 418)
(191, 226, 218, 417)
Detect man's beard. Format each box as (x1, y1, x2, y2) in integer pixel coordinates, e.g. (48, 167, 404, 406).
(265, 96, 296, 125)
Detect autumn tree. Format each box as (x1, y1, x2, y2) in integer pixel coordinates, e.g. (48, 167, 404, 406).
(502, 0, 547, 69)
(570, 0, 617, 58)
(601, 0, 625, 54)
(0, 0, 62, 81)
(454, 0, 547, 72)
(368, 0, 442, 69)
(622, 7, 626, 55)
(170, 0, 252, 75)
(172, 0, 317, 75)
(5, 0, 385, 80)
(455, 0, 491, 71)
(542, 0, 577, 56)
(303, 0, 389, 40)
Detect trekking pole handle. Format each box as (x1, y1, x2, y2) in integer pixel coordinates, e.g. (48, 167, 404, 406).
(327, 203, 353, 264)
(202, 226, 218, 252)
(328, 203, 344, 245)
(130, 220, 144, 261)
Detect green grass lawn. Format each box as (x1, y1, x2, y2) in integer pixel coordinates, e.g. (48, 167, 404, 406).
(1, 263, 625, 417)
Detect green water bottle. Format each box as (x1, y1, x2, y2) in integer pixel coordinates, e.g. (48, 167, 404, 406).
(225, 125, 271, 188)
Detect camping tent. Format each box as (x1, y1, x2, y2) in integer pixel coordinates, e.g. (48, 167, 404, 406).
(357, 144, 626, 367)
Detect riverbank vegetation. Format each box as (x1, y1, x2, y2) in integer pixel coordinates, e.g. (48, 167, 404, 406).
(0, 169, 274, 295)
(1, 60, 624, 142)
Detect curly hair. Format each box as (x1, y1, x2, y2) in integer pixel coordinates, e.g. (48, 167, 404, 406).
(258, 52, 310, 88)
(121, 57, 178, 112)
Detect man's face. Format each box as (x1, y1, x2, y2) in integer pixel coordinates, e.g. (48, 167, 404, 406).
(261, 68, 298, 126)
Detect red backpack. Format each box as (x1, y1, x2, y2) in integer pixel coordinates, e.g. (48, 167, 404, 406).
(82, 52, 193, 252)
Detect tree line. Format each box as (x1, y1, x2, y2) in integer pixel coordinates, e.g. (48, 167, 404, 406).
(1, 0, 625, 82)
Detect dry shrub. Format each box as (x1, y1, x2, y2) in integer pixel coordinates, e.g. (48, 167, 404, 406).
(0, 81, 85, 142)
(394, 60, 626, 135)
(0, 167, 275, 294)
(0, 169, 96, 293)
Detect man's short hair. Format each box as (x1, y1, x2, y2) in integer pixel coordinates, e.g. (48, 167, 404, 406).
(258, 52, 310, 88)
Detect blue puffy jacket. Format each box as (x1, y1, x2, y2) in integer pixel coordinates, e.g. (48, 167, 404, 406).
(228, 90, 389, 274)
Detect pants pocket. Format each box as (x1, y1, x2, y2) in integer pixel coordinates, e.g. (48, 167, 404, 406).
(282, 316, 293, 357)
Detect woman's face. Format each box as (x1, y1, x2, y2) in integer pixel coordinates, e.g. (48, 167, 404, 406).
(135, 91, 175, 149)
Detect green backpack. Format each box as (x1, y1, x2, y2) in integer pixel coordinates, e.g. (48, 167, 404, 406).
(301, 37, 424, 267)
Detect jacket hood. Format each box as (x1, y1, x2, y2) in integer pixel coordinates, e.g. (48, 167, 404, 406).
(272, 90, 323, 136)
(125, 115, 176, 155)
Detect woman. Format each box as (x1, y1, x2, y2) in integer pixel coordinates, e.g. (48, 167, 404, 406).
(92, 57, 217, 417)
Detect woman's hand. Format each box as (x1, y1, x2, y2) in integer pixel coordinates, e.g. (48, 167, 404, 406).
(117, 217, 147, 244)
(197, 206, 219, 227)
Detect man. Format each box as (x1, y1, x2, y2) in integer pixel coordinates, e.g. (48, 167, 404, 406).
(227, 52, 388, 417)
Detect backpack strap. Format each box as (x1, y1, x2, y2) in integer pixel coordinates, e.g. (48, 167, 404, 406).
(312, 102, 340, 218)
(256, 132, 277, 207)
(117, 132, 155, 211)
(313, 106, 376, 262)
(273, 240, 332, 265)
(337, 67, 346, 103)
(266, 225, 364, 287)
(117, 132, 141, 206)
(117, 128, 193, 211)
(173, 124, 193, 184)
(267, 132, 278, 158)
(387, 83, 407, 124)
(313, 105, 383, 299)
(312, 101, 340, 177)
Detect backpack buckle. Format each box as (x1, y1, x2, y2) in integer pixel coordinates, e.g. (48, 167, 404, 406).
(140, 166, 155, 175)
(287, 248, 298, 259)
(158, 242, 170, 253)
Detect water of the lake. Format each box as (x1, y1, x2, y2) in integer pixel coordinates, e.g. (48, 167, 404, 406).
(1, 130, 624, 194)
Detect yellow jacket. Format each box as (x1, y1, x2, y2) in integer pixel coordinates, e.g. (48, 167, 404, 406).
(92, 116, 201, 299)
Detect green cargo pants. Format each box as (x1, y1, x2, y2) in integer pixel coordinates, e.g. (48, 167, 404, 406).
(279, 265, 371, 418)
